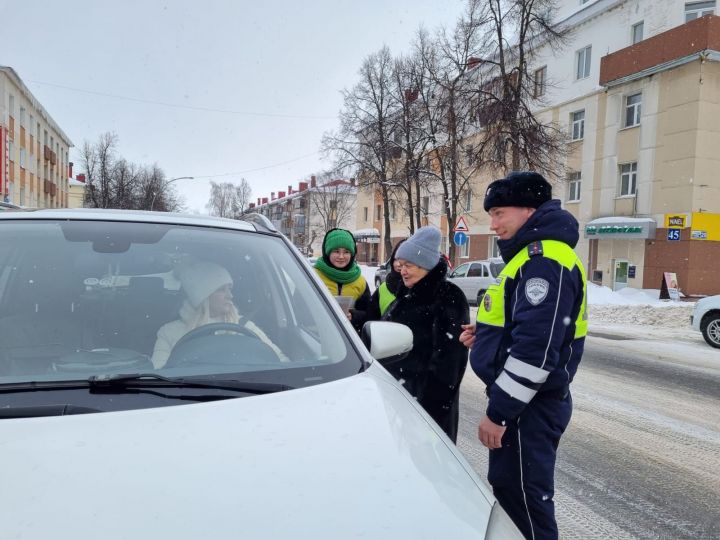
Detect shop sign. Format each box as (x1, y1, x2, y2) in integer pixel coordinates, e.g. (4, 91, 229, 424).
(665, 215, 686, 228)
(584, 218, 656, 239)
(691, 230, 707, 240)
(586, 225, 643, 235)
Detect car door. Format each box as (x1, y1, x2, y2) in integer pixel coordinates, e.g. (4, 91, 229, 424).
(447, 263, 472, 301)
(465, 263, 487, 300)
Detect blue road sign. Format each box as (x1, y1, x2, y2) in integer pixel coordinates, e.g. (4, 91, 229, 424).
(454, 231, 468, 246)
(667, 229, 681, 241)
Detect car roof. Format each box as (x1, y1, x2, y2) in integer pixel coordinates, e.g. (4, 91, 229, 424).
(0, 208, 273, 233)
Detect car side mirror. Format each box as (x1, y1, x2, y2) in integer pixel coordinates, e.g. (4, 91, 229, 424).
(361, 321, 413, 362)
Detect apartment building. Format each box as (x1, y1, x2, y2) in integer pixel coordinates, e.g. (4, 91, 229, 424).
(421, 0, 720, 295)
(250, 175, 358, 257)
(0, 66, 73, 208)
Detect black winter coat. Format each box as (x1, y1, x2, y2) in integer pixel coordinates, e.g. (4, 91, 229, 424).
(381, 260, 470, 442)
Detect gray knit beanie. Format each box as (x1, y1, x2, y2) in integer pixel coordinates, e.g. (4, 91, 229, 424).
(395, 226, 441, 270)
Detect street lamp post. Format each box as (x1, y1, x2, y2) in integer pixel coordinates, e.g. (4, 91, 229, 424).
(150, 176, 194, 211)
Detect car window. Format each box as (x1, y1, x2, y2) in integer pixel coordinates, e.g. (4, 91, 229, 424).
(0, 220, 361, 392)
(489, 261, 506, 277)
(451, 263, 469, 278)
(467, 263, 483, 277)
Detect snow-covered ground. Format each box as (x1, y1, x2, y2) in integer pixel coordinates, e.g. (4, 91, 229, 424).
(359, 264, 720, 362)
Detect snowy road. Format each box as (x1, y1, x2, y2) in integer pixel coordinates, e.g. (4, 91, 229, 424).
(457, 335, 720, 539)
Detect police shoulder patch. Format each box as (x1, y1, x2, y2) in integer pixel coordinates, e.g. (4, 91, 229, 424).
(527, 241, 543, 257)
(525, 277, 549, 306)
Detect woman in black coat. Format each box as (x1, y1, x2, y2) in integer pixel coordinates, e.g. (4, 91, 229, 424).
(381, 226, 470, 442)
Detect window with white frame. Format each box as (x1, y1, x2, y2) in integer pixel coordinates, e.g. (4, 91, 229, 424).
(576, 46, 591, 80)
(534, 66, 547, 98)
(632, 21, 644, 44)
(19, 107, 25, 128)
(8, 94, 15, 117)
(567, 171, 581, 202)
(19, 148, 26, 169)
(571, 110, 585, 140)
(685, 1, 715, 21)
(619, 162, 638, 196)
(489, 236, 500, 258)
(460, 237, 470, 258)
(624, 93, 642, 127)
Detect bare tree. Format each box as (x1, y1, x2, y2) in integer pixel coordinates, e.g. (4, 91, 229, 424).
(470, 0, 569, 177)
(321, 46, 399, 258)
(308, 173, 356, 239)
(206, 178, 252, 219)
(414, 11, 486, 260)
(81, 133, 182, 211)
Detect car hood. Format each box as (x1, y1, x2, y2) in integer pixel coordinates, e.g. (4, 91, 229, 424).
(0, 364, 493, 539)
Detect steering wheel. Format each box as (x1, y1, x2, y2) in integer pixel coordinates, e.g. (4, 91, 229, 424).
(174, 322, 257, 349)
(166, 322, 263, 367)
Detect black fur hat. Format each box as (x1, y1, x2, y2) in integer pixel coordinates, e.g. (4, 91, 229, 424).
(483, 171, 552, 211)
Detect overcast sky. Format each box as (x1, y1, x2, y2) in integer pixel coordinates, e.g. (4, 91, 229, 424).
(1, 0, 463, 212)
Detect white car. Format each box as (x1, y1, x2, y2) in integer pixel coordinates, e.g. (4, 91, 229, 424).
(0, 209, 521, 539)
(691, 295, 720, 348)
(448, 259, 506, 305)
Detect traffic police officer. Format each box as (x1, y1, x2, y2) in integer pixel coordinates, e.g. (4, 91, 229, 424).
(460, 171, 587, 540)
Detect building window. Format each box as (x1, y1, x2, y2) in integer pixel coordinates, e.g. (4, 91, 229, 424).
(567, 171, 581, 202)
(421, 196, 430, 215)
(390, 201, 396, 220)
(534, 66, 547, 98)
(632, 21, 644, 44)
(19, 107, 26, 128)
(624, 93, 642, 127)
(8, 94, 14, 116)
(460, 237, 470, 258)
(464, 190, 472, 212)
(19, 148, 26, 169)
(571, 110, 585, 140)
(363, 207, 368, 221)
(619, 162, 638, 196)
(685, 1, 715, 21)
(575, 46, 592, 80)
(489, 236, 500, 258)
(376, 204, 382, 220)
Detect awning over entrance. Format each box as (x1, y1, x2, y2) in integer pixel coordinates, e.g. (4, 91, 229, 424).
(353, 228, 380, 243)
(584, 217, 656, 239)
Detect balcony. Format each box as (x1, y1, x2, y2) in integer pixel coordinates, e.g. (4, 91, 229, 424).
(600, 15, 720, 85)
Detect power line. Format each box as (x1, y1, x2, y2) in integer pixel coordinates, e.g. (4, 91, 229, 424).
(190, 151, 322, 179)
(29, 80, 337, 120)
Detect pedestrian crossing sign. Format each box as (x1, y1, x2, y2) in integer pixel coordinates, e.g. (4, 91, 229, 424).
(453, 215, 469, 232)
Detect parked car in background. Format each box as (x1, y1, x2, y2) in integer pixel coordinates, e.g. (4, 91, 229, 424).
(0, 201, 21, 211)
(691, 295, 720, 348)
(448, 258, 506, 306)
(0, 208, 521, 539)
(374, 259, 390, 287)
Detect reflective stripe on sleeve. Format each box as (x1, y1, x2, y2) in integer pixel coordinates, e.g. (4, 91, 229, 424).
(495, 372, 538, 404)
(504, 355, 550, 384)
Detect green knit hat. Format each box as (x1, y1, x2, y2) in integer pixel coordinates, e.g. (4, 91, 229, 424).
(323, 228, 356, 256)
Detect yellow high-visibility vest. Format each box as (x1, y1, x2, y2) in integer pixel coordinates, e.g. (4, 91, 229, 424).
(477, 240, 588, 339)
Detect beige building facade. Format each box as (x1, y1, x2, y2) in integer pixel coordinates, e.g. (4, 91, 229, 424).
(0, 66, 73, 208)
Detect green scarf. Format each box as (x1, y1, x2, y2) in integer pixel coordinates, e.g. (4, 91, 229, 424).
(314, 258, 362, 284)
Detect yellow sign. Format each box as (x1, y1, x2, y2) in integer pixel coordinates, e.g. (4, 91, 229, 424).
(664, 214, 686, 229)
(691, 212, 720, 241)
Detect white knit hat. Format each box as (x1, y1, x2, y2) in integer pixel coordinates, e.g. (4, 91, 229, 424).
(177, 261, 233, 307)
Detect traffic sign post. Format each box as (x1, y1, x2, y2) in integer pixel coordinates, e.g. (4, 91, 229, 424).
(453, 231, 468, 246)
(453, 215, 469, 232)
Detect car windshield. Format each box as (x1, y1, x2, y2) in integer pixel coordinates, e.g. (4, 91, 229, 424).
(0, 219, 361, 391)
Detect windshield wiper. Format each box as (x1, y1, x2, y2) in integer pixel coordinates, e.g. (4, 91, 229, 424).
(87, 373, 292, 395)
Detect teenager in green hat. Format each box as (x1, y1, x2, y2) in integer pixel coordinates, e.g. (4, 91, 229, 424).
(313, 228, 370, 333)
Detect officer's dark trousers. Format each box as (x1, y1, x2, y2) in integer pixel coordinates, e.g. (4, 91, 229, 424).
(488, 392, 572, 540)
